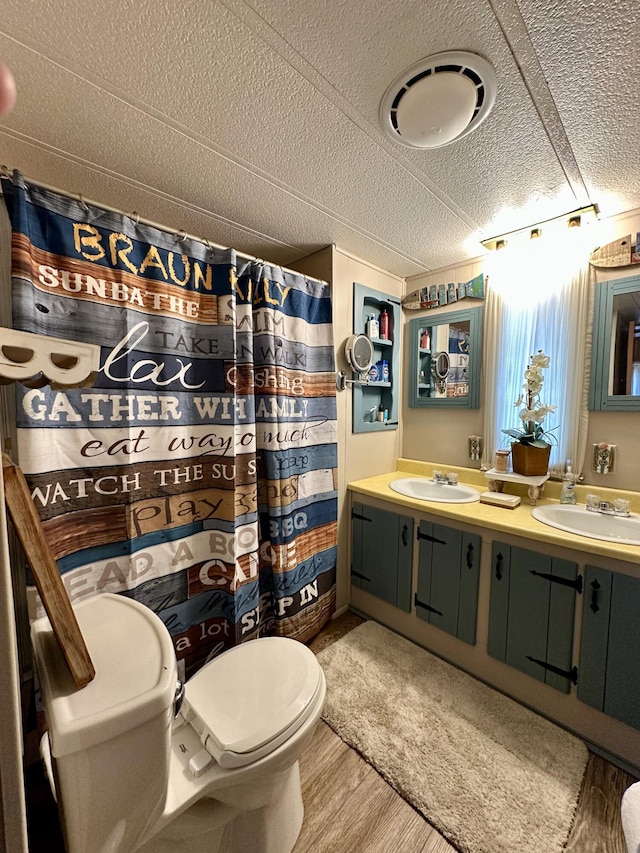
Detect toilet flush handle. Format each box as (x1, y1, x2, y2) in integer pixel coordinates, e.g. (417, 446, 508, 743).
(174, 679, 185, 717)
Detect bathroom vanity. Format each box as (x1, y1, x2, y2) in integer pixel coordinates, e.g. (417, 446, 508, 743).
(348, 459, 640, 774)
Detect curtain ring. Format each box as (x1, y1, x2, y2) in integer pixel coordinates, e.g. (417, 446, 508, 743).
(130, 210, 140, 226)
(176, 229, 187, 244)
(78, 194, 90, 213)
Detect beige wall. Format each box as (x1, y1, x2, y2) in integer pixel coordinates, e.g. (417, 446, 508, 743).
(401, 258, 486, 472)
(403, 210, 640, 491)
(292, 246, 404, 614)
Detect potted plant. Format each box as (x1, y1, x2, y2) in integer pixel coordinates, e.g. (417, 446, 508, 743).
(502, 350, 557, 476)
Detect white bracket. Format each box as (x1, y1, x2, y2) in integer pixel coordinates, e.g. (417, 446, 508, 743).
(0, 328, 100, 388)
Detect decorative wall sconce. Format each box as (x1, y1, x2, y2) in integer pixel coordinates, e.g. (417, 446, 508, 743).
(592, 442, 616, 474)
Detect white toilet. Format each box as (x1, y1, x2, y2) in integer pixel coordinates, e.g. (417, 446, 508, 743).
(31, 592, 326, 853)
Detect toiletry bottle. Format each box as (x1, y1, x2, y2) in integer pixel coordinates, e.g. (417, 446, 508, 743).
(560, 463, 577, 504)
(367, 314, 379, 339)
(380, 308, 389, 340)
(377, 404, 385, 423)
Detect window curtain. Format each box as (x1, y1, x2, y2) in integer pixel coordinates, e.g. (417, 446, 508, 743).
(482, 226, 594, 479)
(1, 171, 337, 678)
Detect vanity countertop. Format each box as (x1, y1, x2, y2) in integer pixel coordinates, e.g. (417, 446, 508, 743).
(348, 458, 640, 565)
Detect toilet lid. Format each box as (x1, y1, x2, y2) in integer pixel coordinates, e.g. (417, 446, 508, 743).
(182, 636, 322, 768)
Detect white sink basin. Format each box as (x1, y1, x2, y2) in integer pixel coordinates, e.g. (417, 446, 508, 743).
(532, 504, 640, 546)
(389, 478, 480, 504)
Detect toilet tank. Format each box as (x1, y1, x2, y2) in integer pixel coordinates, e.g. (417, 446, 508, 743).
(31, 593, 178, 853)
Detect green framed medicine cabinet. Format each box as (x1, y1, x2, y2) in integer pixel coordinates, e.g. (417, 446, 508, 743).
(590, 274, 640, 410)
(352, 282, 401, 433)
(408, 307, 483, 408)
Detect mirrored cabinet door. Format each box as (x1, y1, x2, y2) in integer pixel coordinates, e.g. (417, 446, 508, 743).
(590, 274, 640, 410)
(408, 307, 483, 408)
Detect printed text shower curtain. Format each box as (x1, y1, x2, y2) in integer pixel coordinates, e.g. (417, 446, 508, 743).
(2, 172, 337, 676)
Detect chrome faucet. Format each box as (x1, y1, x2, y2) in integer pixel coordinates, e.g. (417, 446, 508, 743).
(585, 494, 631, 517)
(432, 470, 458, 485)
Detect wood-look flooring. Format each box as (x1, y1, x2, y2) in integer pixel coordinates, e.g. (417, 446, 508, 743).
(25, 609, 636, 853)
(299, 611, 636, 853)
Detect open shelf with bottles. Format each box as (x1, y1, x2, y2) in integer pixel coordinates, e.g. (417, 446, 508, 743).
(352, 282, 401, 433)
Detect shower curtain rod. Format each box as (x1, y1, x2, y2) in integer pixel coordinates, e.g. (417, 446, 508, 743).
(2, 170, 327, 285)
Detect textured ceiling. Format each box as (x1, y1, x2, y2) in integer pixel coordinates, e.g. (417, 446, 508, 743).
(0, 0, 638, 277)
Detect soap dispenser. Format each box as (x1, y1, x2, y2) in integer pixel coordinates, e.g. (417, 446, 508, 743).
(560, 462, 577, 504)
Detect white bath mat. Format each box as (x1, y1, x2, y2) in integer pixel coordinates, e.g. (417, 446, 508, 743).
(316, 620, 588, 853)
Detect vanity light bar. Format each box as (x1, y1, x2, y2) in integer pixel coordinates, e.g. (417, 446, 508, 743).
(481, 204, 598, 251)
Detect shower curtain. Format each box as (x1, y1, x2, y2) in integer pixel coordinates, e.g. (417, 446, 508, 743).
(2, 171, 337, 676)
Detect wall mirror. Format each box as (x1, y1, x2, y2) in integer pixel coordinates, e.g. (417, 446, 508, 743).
(590, 274, 640, 410)
(408, 306, 483, 408)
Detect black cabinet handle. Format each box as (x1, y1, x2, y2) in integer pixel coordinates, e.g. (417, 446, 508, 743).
(495, 552, 503, 581)
(466, 542, 474, 570)
(590, 579, 600, 613)
(401, 524, 409, 547)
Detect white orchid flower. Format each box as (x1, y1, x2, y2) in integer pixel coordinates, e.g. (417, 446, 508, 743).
(505, 350, 557, 444)
(530, 351, 550, 368)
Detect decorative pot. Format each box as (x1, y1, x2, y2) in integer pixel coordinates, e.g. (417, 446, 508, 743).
(510, 442, 551, 476)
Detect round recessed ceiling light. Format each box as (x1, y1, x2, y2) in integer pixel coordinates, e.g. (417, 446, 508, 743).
(379, 51, 497, 149)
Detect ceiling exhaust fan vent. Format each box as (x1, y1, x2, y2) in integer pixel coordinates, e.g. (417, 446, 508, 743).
(380, 51, 496, 149)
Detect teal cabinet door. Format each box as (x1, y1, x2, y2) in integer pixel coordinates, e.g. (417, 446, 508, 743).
(351, 502, 412, 611)
(579, 567, 640, 730)
(488, 543, 578, 693)
(416, 521, 480, 644)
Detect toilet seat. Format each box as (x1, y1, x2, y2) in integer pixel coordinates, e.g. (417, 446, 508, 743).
(181, 636, 323, 769)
